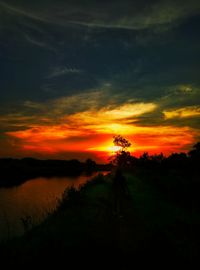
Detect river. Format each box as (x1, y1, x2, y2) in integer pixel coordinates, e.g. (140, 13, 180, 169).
(0, 172, 108, 241)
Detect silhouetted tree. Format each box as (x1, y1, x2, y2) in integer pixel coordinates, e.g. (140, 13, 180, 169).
(113, 135, 131, 151)
(140, 152, 150, 161)
(188, 142, 200, 160)
(112, 135, 132, 168)
(151, 153, 164, 163)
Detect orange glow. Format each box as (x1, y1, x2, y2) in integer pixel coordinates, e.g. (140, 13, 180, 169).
(88, 142, 122, 153)
(5, 100, 199, 161)
(107, 145, 122, 152)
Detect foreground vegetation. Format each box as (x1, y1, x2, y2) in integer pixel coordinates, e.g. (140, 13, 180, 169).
(1, 163, 199, 267)
(0, 141, 199, 267)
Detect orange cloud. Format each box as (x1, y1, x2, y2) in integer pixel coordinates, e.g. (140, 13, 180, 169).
(163, 106, 200, 119)
(8, 125, 86, 143)
(88, 125, 197, 156)
(5, 101, 199, 161)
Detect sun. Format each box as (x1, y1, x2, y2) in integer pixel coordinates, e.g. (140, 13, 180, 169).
(87, 143, 122, 154)
(107, 145, 122, 153)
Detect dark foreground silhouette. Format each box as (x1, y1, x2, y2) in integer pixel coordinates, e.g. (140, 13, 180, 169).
(0, 158, 111, 187)
(0, 143, 200, 268)
(1, 170, 200, 268)
(112, 169, 130, 217)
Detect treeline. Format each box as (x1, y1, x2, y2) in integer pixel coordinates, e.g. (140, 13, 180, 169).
(115, 142, 200, 167)
(0, 158, 112, 188)
(120, 142, 200, 208)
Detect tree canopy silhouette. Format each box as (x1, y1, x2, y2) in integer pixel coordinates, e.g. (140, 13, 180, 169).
(113, 135, 131, 152)
(112, 135, 132, 167)
(188, 142, 200, 160)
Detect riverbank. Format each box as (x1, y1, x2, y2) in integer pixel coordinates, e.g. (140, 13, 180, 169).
(0, 158, 112, 187)
(0, 172, 108, 241)
(1, 170, 199, 267)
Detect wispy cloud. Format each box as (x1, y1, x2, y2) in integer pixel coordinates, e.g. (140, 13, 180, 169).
(66, 102, 157, 133)
(0, 1, 47, 23)
(163, 106, 200, 119)
(23, 33, 57, 52)
(48, 66, 83, 78)
(1, 0, 200, 31)
(157, 84, 200, 111)
(56, 0, 200, 31)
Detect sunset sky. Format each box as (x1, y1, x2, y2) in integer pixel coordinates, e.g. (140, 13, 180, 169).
(0, 0, 200, 162)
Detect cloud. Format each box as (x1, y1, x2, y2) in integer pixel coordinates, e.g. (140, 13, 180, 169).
(22, 88, 132, 119)
(5, 96, 199, 159)
(90, 125, 197, 155)
(7, 124, 86, 143)
(52, 0, 200, 31)
(68, 1, 199, 31)
(179, 85, 193, 93)
(163, 106, 200, 119)
(23, 33, 57, 52)
(154, 84, 200, 113)
(5, 98, 158, 148)
(102, 103, 157, 119)
(48, 66, 83, 78)
(0, 1, 47, 23)
(0, 90, 119, 130)
(1, 1, 200, 107)
(0, 0, 200, 160)
(1, 0, 200, 32)
(0, 113, 38, 131)
(66, 102, 157, 135)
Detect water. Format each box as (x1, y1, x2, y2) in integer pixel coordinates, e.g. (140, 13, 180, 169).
(0, 172, 107, 241)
